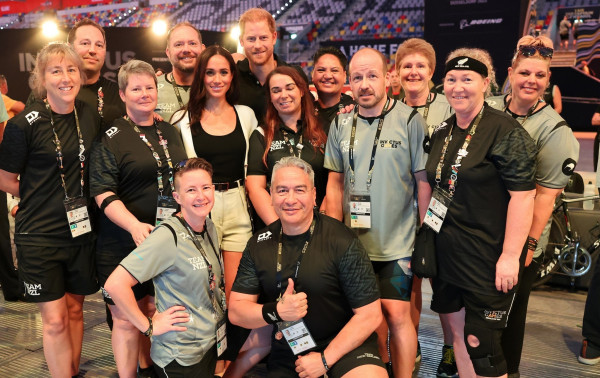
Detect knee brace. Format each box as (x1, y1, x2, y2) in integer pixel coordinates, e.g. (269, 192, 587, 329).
(464, 324, 507, 377)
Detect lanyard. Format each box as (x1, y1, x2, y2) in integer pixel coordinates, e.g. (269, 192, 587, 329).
(176, 215, 226, 316)
(404, 92, 433, 123)
(281, 126, 304, 159)
(45, 100, 85, 200)
(97, 86, 104, 118)
(349, 97, 390, 190)
(503, 97, 540, 126)
(435, 106, 484, 197)
(170, 73, 185, 109)
(275, 219, 316, 295)
(126, 117, 175, 196)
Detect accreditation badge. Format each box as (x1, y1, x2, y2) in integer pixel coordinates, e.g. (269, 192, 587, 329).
(155, 195, 178, 226)
(216, 316, 227, 357)
(64, 197, 92, 238)
(277, 319, 317, 355)
(423, 187, 452, 233)
(350, 193, 371, 229)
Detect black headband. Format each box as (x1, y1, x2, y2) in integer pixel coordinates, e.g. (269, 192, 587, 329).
(444, 56, 488, 77)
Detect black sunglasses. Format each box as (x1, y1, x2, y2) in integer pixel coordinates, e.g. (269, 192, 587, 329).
(518, 45, 554, 59)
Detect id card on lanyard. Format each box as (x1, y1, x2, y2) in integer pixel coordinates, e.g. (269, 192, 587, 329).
(156, 196, 178, 225)
(46, 100, 92, 238)
(348, 98, 390, 229)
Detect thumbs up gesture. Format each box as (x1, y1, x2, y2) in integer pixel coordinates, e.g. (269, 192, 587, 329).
(277, 278, 308, 321)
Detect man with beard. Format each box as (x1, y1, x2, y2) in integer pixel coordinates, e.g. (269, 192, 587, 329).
(236, 8, 308, 124)
(311, 47, 354, 133)
(156, 22, 204, 123)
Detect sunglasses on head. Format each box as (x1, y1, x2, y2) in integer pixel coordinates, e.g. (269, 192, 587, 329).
(518, 45, 554, 58)
(175, 159, 188, 172)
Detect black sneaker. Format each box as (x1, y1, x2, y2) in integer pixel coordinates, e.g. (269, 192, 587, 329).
(436, 345, 458, 378)
(579, 339, 600, 365)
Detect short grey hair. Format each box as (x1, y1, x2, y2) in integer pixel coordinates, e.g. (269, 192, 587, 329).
(271, 156, 315, 188)
(117, 59, 157, 92)
(29, 42, 86, 99)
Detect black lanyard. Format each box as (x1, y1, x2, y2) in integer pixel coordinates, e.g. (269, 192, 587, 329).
(281, 126, 304, 159)
(126, 117, 175, 196)
(176, 215, 225, 316)
(404, 92, 433, 123)
(435, 105, 484, 197)
(45, 100, 85, 200)
(170, 73, 185, 109)
(503, 97, 540, 126)
(275, 219, 316, 296)
(349, 97, 390, 190)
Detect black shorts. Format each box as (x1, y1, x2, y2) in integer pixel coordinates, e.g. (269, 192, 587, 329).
(371, 257, 412, 301)
(267, 333, 384, 377)
(154, 344, 217, 378)
(560, 33, 569, 41)
(17, 243, 98, 302)
(430, 278, 515, 329)
(96, 250, 154, 305)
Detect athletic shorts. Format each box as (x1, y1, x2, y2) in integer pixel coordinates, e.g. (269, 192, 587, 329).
(560, 33, 568, 41)
(267, 332, 384, 377)
(210, 185, 252, 252)
(16, 243, 98, 302)
(154, 344, 217, 378)
(371, 257, 413, 301)
(96, 249, 154, 305)
(430, 278, 515, 329)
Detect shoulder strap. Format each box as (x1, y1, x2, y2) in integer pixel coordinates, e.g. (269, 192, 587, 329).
(161, 223, 178, 247)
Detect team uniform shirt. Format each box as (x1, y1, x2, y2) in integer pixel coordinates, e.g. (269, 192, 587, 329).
(487, 95, 579, 189)
(237, 54, 309, 124)
(314, 93, 355, 136)
(324, 99, 428, 261)
(247, 122, 328, 207)
(90, 118, 186, 253)
(78, 76, 126, 126)
(0, 99, 101, 246)
(156, 74, 190, 123)
(120, 216, 224, 368)
(408, 92, 453, 137)
(425, 104, 537, 296)
(232, 213, 379, 364)
(0, 94, 7, 123)
(2, 94, 17, 120)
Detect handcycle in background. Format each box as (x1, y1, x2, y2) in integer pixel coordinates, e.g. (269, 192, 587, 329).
(534, 191, 600, 288)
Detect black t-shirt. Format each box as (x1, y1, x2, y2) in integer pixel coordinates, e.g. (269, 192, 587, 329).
(314, 93, 354, 135)
(232, 213, 379, 358)
(190, 112, 246, 184)
(246, 122, 327, 207)
(0, 99, 102, 246)
(90, 118, 186, 253)
(79, 76, 126, 127)
(237, 54, 309, 125)
(425, 104, 537, 295)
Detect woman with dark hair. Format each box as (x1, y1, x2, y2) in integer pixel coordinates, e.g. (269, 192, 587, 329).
(487, 35, 579, 377)
(0, 42, 101, 377)
(173, 45, 257, 301)
(90, 59, 186, 377)
(246, 66, 328, 226)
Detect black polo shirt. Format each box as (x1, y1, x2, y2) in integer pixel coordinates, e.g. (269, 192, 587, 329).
(314, 93, 354, 135)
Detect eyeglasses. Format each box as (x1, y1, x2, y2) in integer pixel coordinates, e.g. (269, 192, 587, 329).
(518, 45, 554, 59)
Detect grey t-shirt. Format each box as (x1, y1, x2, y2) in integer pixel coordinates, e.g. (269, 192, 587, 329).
(156, 73, 190, 123)
(487, 95, 579, 189)
(411, 92, 453, 137)
(324, 99, 428, 261)
(120, 216, 224, 368)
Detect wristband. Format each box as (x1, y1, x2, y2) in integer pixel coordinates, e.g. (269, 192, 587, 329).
(141, 316, 153, 337)
(526, 236, 538, 251)
(321, 350, 330, 371)
(262, 302, 282, 324)
(100, 194, 119, 211)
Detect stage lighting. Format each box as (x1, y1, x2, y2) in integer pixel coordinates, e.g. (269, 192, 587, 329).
(41, 20, 59, 38)
(230, 25, 240, 40)
(152, 19, 168, 36)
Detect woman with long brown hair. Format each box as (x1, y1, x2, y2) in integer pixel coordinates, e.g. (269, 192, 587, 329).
(246, 66, 328, 226)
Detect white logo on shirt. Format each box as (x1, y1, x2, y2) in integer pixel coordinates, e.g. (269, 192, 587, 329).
(434, 121, 448, 134)
(258, 231, 272, 242)
(105, 126, 120, 138)
(270, 140, 286, 152)
(25, 111, 40, 125)
(24, 282, 41, 296)
(188, 256, 207, 271)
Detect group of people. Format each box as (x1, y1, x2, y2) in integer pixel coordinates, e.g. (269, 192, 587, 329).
(0, 6, 588, 378)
